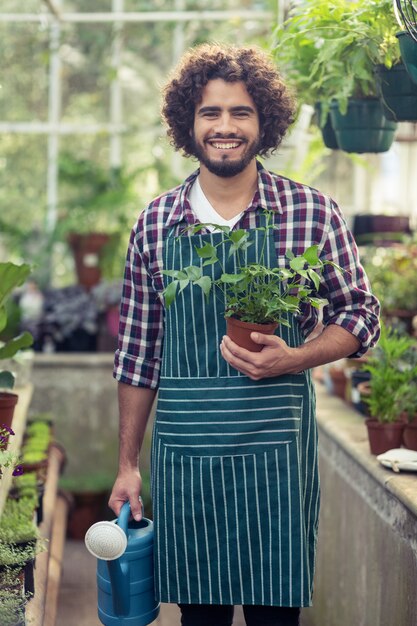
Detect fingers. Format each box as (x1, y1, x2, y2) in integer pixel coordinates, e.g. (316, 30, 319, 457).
(129, 495, 143, 522)
(108, 471, 143, 521)
(220, 333, 291, 379)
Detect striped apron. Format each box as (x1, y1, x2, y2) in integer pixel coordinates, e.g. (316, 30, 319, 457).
(151, 220, 320, 608)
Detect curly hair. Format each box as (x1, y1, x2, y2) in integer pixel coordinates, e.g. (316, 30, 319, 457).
(162, 43, 296, 158)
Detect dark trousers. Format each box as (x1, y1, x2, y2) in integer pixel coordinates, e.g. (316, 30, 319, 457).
(178, 603, 300, 626)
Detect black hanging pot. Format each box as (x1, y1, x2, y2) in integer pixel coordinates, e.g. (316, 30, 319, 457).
(396, 31, 417, 85)
(329, 98, 397, 153)
(314, 102, 339, 150)
(375, 63, 417, 121)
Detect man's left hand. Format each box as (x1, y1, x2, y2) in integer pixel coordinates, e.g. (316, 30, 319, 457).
(220, 333, 300, 380)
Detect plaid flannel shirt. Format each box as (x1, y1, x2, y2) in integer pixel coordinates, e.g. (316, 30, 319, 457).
(114, 162, 380, 389)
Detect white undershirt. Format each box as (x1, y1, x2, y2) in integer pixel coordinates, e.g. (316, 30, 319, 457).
(188, 176, 243, 232)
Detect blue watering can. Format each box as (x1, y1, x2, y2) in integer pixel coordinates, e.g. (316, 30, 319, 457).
(85, 501, 160, 626)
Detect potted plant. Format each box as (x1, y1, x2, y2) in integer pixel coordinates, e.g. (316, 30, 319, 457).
(362, 325, 417, 454)
(163, 212, 340, 352)
(0, 425, 22, 479)
(57, 153, 139, 290)
(0, 263, 33, 429)
(0, 587, 27, 626)
(0, 537, 42, 603)
(41, 285, 99, 352)
(273, 0, 400, 152)
(60, 471, 116, 540)
(361, 241, 417, 334)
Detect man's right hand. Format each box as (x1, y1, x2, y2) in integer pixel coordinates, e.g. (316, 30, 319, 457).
(108, 467, 143, 521)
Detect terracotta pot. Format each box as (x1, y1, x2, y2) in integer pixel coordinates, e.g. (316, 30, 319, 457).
(365, 419, 405, 455)
(0, 392, 19, 430)
(403, 418, 417, 451)
(66, 490, 110, 540)
(225, 317, 278, 352)
(67, 232, 110, 290)
(328, 367, 348, 401)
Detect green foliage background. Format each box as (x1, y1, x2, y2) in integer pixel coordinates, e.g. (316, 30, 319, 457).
(0, 0, 275, 285)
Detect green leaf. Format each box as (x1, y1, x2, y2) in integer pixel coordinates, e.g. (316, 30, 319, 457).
(0, 371, 15, 389)
(178, 279, 189, 294)
(307, 269, 321, 291)
(0, 263, 31, 309)
(0, 308, 6, 334)
(162, 269, 188, 280)
(196, 243, 217, 259)
(309, 297, 328, 308)
(195, 276, 212, 301)
(289, 256, 306, 271)
(220, 273, 246, 284)
(0, 332, 33, 360)
(185, 266, 202, 281)
(163, 281, 178, 308)
(302, 245, 320, 266)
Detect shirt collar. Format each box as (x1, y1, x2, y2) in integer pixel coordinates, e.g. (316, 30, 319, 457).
(165, 160, 283, 228)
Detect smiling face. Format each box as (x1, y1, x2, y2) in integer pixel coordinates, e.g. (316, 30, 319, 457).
(191, 79, 261, 178)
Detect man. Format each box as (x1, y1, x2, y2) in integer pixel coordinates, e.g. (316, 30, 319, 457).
(109, 44, 380, 626)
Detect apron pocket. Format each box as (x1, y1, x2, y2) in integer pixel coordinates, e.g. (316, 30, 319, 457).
(155, 375, 305, 457)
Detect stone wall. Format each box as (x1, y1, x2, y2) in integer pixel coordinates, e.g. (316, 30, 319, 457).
(302, 388, 417, 626)
(30, 353, 154, 485)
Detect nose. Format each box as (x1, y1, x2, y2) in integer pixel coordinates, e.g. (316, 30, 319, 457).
(213, 113, 238, 135)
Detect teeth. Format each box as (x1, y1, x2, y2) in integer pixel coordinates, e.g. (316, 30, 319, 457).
(212, 142, 240, 149)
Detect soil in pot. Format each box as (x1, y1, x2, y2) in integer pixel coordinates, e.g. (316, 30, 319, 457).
(0, 392, 19, 431)
(365, 419, 405, 455)
(226, 317, 278, 352)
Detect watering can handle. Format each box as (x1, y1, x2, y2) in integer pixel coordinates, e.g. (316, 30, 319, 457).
(117, 498, 144, 533)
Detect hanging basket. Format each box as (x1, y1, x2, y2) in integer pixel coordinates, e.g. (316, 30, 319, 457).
(375, 63, 417, 121)
(396, 31, 417, 85)
(314, 102, 339, 150)
(329, 98, 397, 154)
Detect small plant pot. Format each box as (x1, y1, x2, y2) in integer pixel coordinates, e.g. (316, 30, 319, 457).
(403, 419, 417, 451)
(329, 98, 397, 153)
(397, 31, 417, 85)
(365, 419, 405, 455)
(225, 317, 278, 352)
(328, 366, 348, 401)
(350, 370, 371, 415)
(66, 490, 110, 540)
(67, 232, 110, 291)
(0, 392, 19, 431)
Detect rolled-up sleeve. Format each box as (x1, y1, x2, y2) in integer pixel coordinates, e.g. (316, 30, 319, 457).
(113, 215, 164, 389)
(319, 201, 380, 357)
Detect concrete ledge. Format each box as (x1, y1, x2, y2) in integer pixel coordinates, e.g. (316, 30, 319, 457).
(308, 383, 417, 626)
(316, 384, 417, 518)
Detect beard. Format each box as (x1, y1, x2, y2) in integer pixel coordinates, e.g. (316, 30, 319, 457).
(190, 134, 261, 178)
